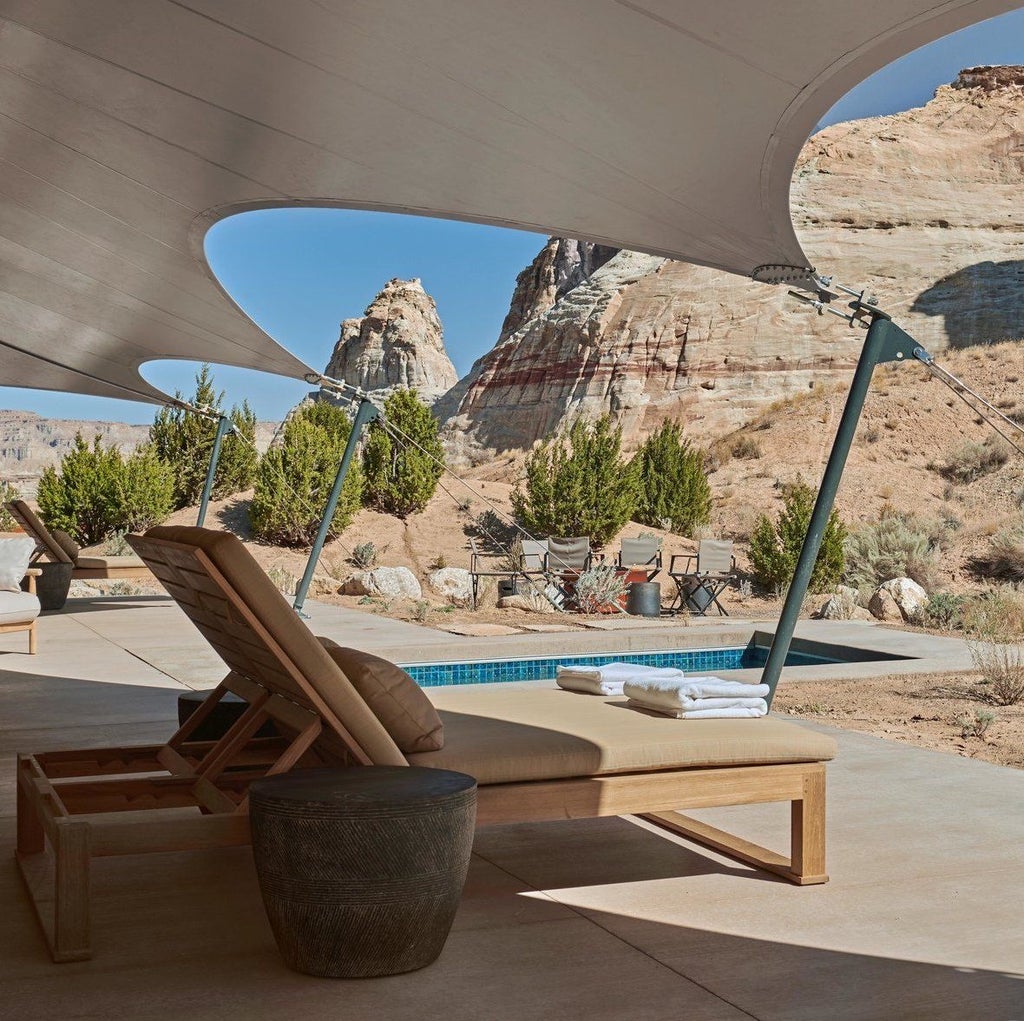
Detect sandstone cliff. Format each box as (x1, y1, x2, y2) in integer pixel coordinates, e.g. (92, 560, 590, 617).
(326, 278, 458, 404)
(441, 67, 1024, 462)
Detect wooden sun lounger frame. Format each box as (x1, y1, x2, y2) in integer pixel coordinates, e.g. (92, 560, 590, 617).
(6, 501, 152, 580)
(0, 567, 40, 654)
(16, 532, 827, 963)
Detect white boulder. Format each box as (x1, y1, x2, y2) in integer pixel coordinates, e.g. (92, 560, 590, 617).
(428, 567, 473, 606)
(873, 577, 928, 623)
(343, 566, 422, 600)
(817, 585, 861, 620)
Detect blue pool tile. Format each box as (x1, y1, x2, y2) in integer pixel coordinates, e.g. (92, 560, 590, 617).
(401, 645, 839, 688)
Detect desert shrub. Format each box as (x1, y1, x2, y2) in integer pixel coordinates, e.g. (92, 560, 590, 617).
(573, 564, 628, 613)
(961, 585, 1024, 638)
(150, 364, 258, 509)
(843, 510, 939, 591)
(349, 541, 385, 569)
(632, 422, 711, 536)
(923, 591, 968, 631)
(250, 402, 363, 546)
(934, 436, 1009, 484)
(37, 434, 173, 546)
(748, 479, 846, 594)
(968, 637, 1024, 706)
(958, 708, 996, 739)
(969, 520, 1024, 582)
(362, 389, 444, 517)
(0, 480, 20, 531)
(730, 435, 763, 460)
(512, 415, 638, 548)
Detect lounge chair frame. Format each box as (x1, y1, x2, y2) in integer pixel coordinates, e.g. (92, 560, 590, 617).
(0, 567, 40, 654)
(7, 500, 151, 581)
(16, 531, 828, 963)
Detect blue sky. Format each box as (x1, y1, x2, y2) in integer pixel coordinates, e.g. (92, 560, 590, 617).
(5, 7, 1024, 425)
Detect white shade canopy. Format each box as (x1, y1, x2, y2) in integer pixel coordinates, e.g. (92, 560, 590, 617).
(0, 0, 1018, 404)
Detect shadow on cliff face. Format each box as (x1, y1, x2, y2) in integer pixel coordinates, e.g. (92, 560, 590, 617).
(910, 260, 1024, 347)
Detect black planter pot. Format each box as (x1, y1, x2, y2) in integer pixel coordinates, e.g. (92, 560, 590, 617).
(34, 562, 74, 611)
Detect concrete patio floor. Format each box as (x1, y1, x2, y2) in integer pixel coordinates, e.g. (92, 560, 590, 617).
(0, 597, 1021, 1020)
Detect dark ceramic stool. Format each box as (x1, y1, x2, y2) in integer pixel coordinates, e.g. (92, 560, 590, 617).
(177, 689, 277, 741)
(626, 581, 662, 617)
(249, 766, 477, 978)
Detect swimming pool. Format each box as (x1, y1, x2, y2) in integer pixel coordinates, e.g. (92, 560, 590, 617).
(403, 643, 839, 688)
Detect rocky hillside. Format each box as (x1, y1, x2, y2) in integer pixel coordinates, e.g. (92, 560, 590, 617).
(0, 411, 153, 497)
(0, 411, 277, 497)
(439, 66, 1024, 463)
(326, 278, 458, 404)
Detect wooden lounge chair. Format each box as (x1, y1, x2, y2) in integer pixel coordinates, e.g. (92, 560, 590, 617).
(6, 500, 151, 581)
(16, 526, 835, 962)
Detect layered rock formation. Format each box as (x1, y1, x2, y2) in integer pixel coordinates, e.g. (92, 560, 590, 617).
(326, 278, 458, 404)
(441, 67, 1024, 461)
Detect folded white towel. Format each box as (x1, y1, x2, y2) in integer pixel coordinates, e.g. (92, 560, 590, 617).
(623, 676, 769, 709)
(627, 698, 768, 719)
(556, 662, 684, 696)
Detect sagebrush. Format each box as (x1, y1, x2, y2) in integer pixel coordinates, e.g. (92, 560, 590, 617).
(970, 520, 1024, 582)
(843, 509, 939, 591)
(573, 564, 628, 613)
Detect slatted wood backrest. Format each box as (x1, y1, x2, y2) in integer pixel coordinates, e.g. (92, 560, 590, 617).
(7, 500, 73, 564)
(128, 527, 405, 768)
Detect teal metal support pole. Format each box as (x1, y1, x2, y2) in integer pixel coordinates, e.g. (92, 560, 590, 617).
(760, 315, 921, 706)
(293, 397, 379, 616)
(196, 414, 231, 527)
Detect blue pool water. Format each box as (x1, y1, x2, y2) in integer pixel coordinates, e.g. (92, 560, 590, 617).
(402, 645, 838, 688)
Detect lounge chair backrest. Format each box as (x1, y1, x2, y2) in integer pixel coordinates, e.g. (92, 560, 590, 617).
(7, 500, 73, 564)
(697, 538, 733, 574)
(520, 539, 548, 572)
(620, 536, 661, 566)
(130, 526, 405, 768)
(547, 536, 590, 571)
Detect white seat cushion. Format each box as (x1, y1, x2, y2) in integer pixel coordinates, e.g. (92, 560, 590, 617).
(0, 537, 36, 591)
(0, 589, 40, 624)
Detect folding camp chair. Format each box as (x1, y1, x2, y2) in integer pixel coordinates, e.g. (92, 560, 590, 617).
(468, 537, 548, 608)
(616, 535, 663, 580)
(668, 539, 736, 616)
(544, 536, 593, 608)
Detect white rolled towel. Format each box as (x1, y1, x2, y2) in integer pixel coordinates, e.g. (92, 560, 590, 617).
(556, 662, 684, 696)
(626, 698, 768, 719)
(623, 676, 769, 709)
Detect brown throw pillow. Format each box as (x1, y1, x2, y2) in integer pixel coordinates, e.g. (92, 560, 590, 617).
(318, 638, 443, 753)
(51, 529, 81, 561)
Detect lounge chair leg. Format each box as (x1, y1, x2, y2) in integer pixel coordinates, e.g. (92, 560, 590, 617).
(53, 820, 91, 962)
(791, 767, 827, 883)
(28, 621, 37, 655)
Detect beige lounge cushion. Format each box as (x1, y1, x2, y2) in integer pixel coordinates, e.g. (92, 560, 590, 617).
(318, 639, 444, 753)
(408, 684, 836, 785)
(51, 529, 81, 561)
(75, 554, 147, 571)
(138, 526, 405, 767)
(0, 589, 40, 624)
